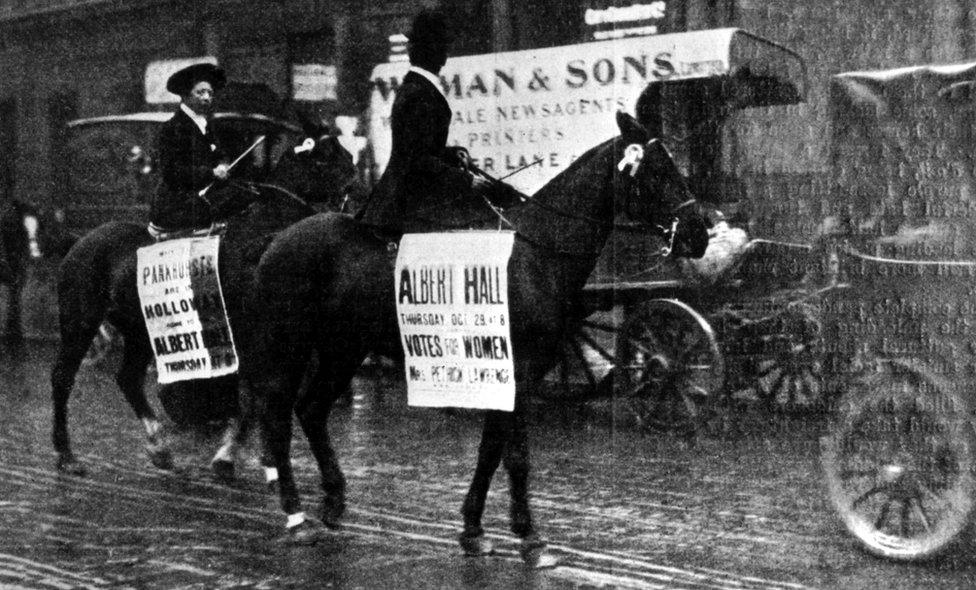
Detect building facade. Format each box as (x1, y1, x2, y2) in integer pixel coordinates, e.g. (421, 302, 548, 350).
(0, 0, 975, 242)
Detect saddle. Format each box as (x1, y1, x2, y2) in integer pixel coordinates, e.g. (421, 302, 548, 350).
(147, 221, 228, 242)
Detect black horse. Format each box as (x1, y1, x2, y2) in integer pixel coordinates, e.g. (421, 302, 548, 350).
(50, 133, 356, 477)
(0, 200, 53, 343)
(243, 113, 709, 565)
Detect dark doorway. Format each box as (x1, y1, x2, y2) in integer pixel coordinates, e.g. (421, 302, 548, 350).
(48, 91, 79, 202)
(0, 99, 17, 204)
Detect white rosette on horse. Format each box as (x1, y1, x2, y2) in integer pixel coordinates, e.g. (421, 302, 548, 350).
(395, 231, 516, 411)
(137, 236, 238, 383)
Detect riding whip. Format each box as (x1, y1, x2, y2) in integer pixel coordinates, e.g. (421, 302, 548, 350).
(498, 157, 544, 181)
(199, 135, 267, 197)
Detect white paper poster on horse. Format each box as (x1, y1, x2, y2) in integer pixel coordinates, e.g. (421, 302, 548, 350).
(395, 231, 516, 411)
(136, 236, 238, 383)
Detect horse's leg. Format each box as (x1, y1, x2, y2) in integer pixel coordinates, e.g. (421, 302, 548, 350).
(210, 379, 276, 485)
(294, 345, 364, 528)
(295, 393, 346, 528)
(51, 308, 105, 475)
(256, 354, 321, 543)
(459, 410, 508, 556)
(503, 394, 559, 568)
(114, 327, 170, 470)
(210, 414, 242, 481)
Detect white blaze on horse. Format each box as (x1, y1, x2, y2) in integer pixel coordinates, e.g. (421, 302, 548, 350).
(242, 112, 710, 566)
(50, 133, 356, 478)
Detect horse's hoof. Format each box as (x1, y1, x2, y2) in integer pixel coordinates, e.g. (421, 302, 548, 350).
(520, 537, 560, 569)
(320, 502, 346, 530)
(56, 456, 87, 476)
(147, 448, 174, 470)
(459, 533, 494, 557)
(210, 458, 235, 482)
(287, 519, 326, 545)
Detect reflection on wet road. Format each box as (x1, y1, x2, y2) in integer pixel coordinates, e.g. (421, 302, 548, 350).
(1, 342, 975, 588)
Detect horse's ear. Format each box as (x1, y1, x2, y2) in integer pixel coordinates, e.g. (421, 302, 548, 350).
(616, 111, 648, 144)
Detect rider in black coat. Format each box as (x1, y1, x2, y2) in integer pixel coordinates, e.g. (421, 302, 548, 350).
(150, 63, 231, 231)
(359, 9, 489, 231)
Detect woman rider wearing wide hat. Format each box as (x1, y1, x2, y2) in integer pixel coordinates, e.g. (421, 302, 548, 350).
(150, 63, 232, 231)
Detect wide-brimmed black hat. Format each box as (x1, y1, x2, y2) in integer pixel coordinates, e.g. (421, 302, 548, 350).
(166, 63, 226, 96)
(407, 8, 452, 45)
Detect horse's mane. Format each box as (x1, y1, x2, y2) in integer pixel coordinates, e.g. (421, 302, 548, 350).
(532, 136, 616, 202)
(507, 135, 619, 255)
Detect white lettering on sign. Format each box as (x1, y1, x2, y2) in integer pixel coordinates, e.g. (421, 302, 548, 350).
(368, 29, 738, 195)
(395, 232, 516, 411)
(137, 236, 238, 383)
(584, 2, 666, 25)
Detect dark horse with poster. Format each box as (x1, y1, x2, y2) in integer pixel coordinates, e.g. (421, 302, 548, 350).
(243, 112, 709, 566)
(50, 133, 356, 477)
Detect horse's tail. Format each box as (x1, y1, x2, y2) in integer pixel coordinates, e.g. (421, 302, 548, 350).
(246, 213, 360, 372)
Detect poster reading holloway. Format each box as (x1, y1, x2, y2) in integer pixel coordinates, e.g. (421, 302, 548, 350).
(395, 232, 516, 411)
(136, 237, 238, 384)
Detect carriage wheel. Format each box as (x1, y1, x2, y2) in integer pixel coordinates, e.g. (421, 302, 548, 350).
(554, 308, 619, 400)
(752, 345, 823, 411)
(822, 365, 976, 561)
(613, 299, 724, 438)
(752, 303, 824, 411)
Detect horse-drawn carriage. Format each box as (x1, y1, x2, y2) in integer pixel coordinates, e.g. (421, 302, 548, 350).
(817, 61, 976, 561)
(533, 31, 819, 435)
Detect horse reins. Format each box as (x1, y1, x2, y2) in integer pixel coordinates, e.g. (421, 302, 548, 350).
(244, 182, 315, 213)
(467, 149, 690, 251)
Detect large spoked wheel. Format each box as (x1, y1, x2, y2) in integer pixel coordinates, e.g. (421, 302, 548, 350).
(822, 364, 976, 561)
(752, 343, 823, 411)
(554, 308, 620, 400)
(748, 302, 825, 411)
(613, 299, 724, 437)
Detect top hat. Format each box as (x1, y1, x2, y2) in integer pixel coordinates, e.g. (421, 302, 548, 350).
(407, 9, 452, 45)
(166, 63, 227, 96)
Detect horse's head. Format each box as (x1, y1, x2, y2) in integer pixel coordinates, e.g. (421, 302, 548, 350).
(272, 132, 357, 207)
(613, 111, 710, 259)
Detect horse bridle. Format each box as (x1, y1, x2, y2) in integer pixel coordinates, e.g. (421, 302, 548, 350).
(469, 140, 693, 255)
(236, 134, 349, 213)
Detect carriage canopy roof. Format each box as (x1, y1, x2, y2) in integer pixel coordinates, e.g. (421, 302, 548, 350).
(641, 28, 806, 108)
(66, 112, 303, 133)
(829, 61, 976, 260)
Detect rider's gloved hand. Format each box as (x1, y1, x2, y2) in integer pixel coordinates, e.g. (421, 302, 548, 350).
(213, 163, 231, 180)
(470, 172, 491, 191)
